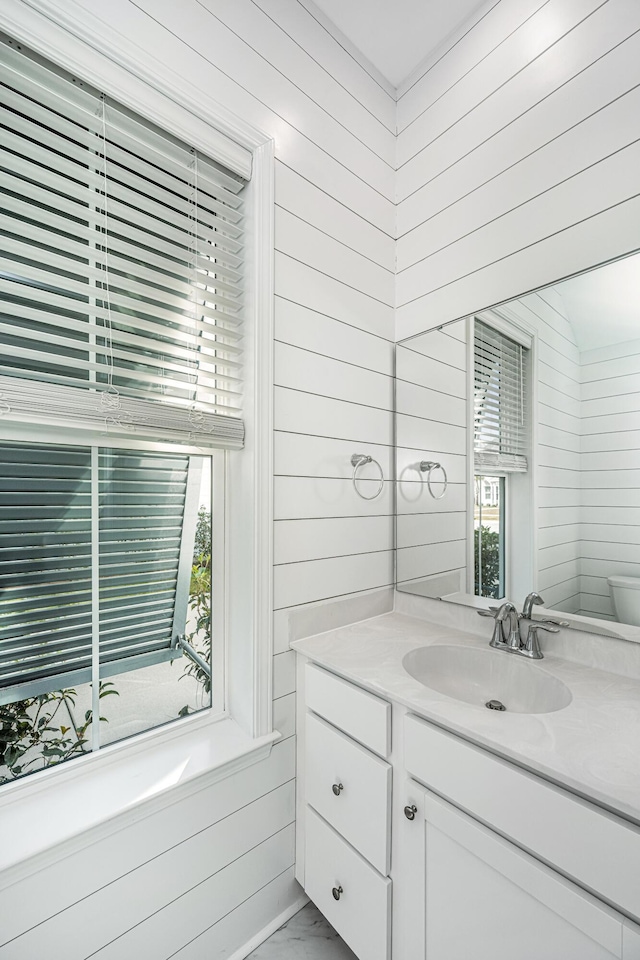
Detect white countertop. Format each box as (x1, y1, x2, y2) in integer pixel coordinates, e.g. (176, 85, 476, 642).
(291, 611, 640, 826)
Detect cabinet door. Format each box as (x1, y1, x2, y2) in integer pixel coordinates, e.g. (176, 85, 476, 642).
(424, 791, 623, 960)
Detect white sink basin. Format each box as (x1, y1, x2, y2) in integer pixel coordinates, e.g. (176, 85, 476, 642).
(402, 644, 572, 714)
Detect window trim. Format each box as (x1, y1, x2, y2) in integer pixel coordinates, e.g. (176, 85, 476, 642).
(0, 0, 276, 879)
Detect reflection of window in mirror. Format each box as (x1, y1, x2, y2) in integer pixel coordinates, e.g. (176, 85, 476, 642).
(474, 475, 505, 598)
(471, 317, 533, 601)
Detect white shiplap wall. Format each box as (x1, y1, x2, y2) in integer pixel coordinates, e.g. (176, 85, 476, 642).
(395, 0, 640, 341)
(580, 338, 640, 620)
(396, 321, 468, 594)
(491, 292, 583, 613)
(395, 0, 640, 617)
(1, 1, 395, 957)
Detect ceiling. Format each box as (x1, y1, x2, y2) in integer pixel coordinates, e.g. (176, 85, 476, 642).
(554, 252, 640, 353)
(311, 0, 488, 88)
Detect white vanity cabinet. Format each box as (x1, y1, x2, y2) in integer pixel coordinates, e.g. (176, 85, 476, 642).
(296, 656, 640, 960)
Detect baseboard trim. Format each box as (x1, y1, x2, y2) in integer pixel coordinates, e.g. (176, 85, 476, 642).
(227, 893, 310, 960)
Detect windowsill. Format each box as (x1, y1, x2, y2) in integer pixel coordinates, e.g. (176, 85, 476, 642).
(0, 714, 279, 883)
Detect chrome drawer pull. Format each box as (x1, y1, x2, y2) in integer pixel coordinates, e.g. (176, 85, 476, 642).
(332, 884, 343, 901)
(332, 782, 344, 796)
(404, 804, 417, 821)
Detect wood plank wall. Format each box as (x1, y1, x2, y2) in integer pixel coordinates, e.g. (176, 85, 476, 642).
(529, 288, 582, 614)
(461, 285, 640, 623)
(396, 0, 640, 339)
(396, 321, 468, 593)
(580, 338, 640, 620)
(395, 0, 640, 619)
(1, 1, 395, 957)
(492, 291, 583, 613)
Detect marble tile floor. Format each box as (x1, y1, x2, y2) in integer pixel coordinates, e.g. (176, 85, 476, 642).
(246, 903, 358, 959)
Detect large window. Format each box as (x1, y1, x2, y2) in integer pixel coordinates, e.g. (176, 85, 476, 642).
(0, 442, 218, 781)
(0, 37, 246, 783)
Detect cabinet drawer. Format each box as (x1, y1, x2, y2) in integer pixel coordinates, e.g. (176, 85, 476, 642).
(306, 662, 390, 757)
(405, 714, 640, 922)
(306, 711, 391, 874)
(305, 806, 391, 960)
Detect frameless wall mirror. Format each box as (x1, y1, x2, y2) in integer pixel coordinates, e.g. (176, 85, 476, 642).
(395, 249, 640, 641)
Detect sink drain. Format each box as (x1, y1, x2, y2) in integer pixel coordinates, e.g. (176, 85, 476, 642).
(485, 699, 507, 711)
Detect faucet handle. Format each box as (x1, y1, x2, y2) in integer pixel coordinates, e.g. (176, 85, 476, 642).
(477, 606, 508, 646)
(522, 621, 558, 659)
(477, 605, 505, 619)
(537, 617, 569, 629)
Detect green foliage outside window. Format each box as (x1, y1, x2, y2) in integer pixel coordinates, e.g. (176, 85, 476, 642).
(0, 682, 118, 784)
(474, 524, 501, 599)
(178, 508, 212, 715)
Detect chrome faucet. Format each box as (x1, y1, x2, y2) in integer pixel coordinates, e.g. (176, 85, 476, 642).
(522, 592, 544, 619)
(478, 602, 520, 651)
(479, 592, 570, 659)
(521, 592, 570, 631)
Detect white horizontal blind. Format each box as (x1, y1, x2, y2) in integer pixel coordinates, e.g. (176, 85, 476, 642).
(474, 319, 528, 473)
(0, 39, 247, 448)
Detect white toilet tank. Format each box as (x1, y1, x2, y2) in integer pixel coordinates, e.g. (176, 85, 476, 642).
(608, 576, 640, 626)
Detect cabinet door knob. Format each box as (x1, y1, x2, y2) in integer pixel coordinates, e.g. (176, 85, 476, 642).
(332, 885, 343, 901)
(332, 782, 344, 796)
(404, 804, 417, 821)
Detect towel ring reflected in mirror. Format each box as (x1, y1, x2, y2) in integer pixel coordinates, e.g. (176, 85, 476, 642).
(419, 460, 448, 500)
(351, 453, 384, 501)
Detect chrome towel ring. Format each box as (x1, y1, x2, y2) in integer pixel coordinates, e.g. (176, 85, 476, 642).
(351, 453, 384, 500)
(419, 460, 448, 500)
